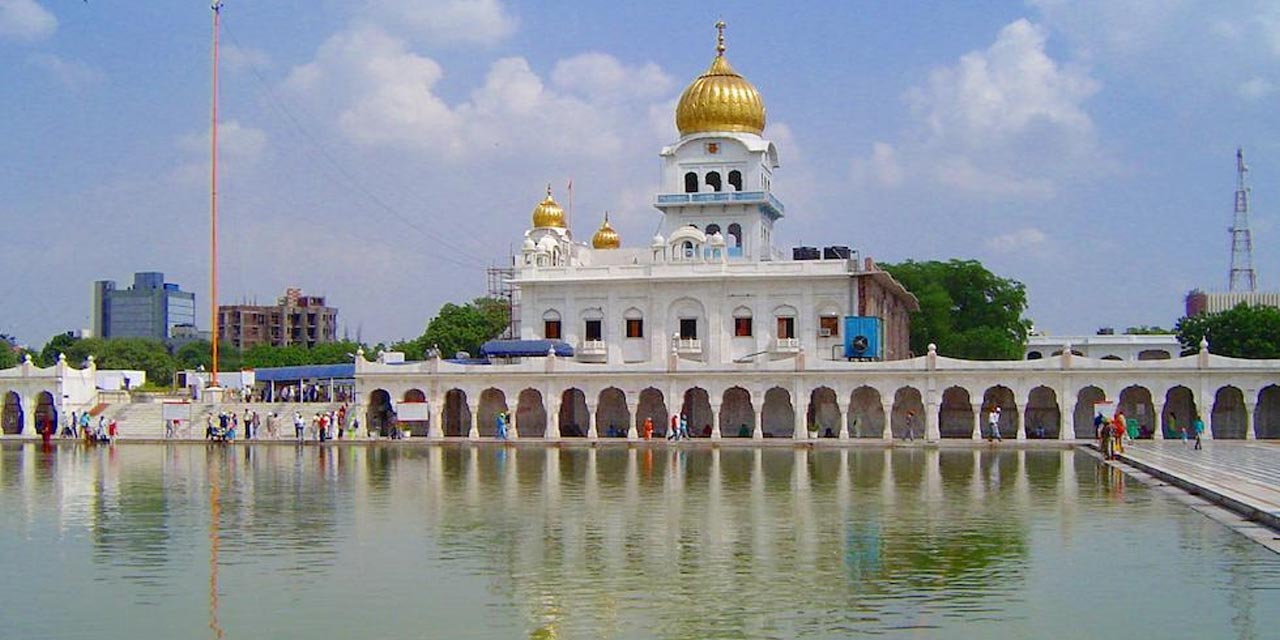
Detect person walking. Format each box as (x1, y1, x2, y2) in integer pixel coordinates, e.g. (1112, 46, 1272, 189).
(495, 412, 508, 440)
(643, 416, 654, 440)
(989, 406, 1003, 442)
(1193, 414, 1205, 450)
(1113, 410, 1126, 454)
(679, 414, 689, 440)
(905, 410, 915, 441)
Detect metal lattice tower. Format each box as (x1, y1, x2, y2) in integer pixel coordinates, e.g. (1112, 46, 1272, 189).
(1229, 147, 1258, 292)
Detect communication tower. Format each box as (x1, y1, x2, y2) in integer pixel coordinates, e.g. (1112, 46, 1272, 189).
(1229, 147, 1258, 292)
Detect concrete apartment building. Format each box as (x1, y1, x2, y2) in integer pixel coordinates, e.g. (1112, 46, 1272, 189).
(218, 288, 338, 349)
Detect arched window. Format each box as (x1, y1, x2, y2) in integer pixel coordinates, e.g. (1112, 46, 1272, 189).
(733, 306, 752, 337)
(727, 223, 742, 247)
(542, 309, 562, 340)
(705, 223, 721, 236)
(624, 308, 644, 338)
(682, 241, 695, 259)
(705, 171, 722, 192)
(728, 170, 743, 191)
(684, 172, 698, 193)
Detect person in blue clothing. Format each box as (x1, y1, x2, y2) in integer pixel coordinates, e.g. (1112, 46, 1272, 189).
(495, 412, 508, 440)
(1193, 414, 1205, 450)
(679, 414, 689, 440)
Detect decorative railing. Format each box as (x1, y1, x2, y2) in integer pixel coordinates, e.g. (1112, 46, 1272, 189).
(774, 338, 801, 353)
(654, 191, 785, 215)
(578, 340, 607, 356)
(674, 338, 702, 354)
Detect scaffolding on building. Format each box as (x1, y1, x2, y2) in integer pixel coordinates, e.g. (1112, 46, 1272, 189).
(486, 261, 518, 339)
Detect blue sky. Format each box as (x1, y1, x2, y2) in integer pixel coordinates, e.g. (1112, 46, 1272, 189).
(3, 0, 1279, 347)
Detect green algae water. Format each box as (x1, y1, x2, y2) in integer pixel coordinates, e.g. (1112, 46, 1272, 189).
(2, 442, 1278, 639)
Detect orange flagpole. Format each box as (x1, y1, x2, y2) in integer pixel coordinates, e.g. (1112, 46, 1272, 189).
(210, 1, 221, 387)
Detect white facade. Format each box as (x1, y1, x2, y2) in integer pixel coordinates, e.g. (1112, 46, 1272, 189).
(1025, 334, 1180, 361)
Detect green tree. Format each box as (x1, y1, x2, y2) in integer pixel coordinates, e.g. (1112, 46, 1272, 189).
(240, 340, 365, 368)
(38, 332, 79, 367)
(412, 297, 511, 359)
(0, 345, 16, 370)
(173, 340, 243, 372)
(1175, 303, 1280, 358)
(880, 259, 1032, 360)
(1124, 325, 1172, 335)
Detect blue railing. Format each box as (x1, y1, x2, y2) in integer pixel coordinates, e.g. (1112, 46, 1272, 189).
(655, 191, 785, 215)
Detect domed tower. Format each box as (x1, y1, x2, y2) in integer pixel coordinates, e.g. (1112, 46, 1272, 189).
(522, 185, 572, 267)
(591, 213, 621, 250)
(657, 22, 783, 263)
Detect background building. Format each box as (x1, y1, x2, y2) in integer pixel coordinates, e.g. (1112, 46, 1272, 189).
(1185, 289, 1280, 316)
(91, 272, 196, 341)
(219, 288, 338, 349)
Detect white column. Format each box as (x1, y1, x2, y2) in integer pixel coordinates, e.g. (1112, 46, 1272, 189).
(587, 401, 602, 440)
(20, 395, 36, 436)
(1059, 400, 1075, 440)
(1246, 404, 1257, 440)
(881, 401, 895, 441)
(1014, 405, 1025, 440)
(628, 400, 641, 441)
(467, 399, 480, 440)
(709, 401, 722, 440)
(545, 397, 561, 441)
(753, 406, 764, 440)
(925, 398, 940, 441)
(428, 397, 444, 439)
(1152, 400, 1166, 440)
(971, 403, 983, 441)
(837, 400, 849, 440)
(794, 397, 809, 442)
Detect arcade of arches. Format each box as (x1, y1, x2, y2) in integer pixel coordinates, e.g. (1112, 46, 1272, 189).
(361, 383, 1280, 441)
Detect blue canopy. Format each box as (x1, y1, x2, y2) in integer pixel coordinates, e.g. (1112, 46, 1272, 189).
(480, 339, 574, 358)
(252, 363, 355, 382)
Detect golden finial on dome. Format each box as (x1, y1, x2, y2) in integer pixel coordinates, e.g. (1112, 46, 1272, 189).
(674, 20, 766, 137)
(531, 184, 567, 229)
(591, 212, 620, 249)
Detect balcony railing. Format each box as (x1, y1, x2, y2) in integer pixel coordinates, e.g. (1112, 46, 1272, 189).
(578, 340, 607, 356)
(655, 191, 785, 215)
(774, 337, 801, 353)
(674, 338, 703, 355)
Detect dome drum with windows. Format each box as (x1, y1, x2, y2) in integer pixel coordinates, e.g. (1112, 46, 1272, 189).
(674, 21, 766, 137)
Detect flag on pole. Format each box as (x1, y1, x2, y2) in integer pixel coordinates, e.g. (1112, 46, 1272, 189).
(566, 179, 574, 230)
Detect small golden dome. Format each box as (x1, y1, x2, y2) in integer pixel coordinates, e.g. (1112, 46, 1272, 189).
(591, 213, 620, 249)
(675, 21, 766, 137)
(531, 185, 566, 228)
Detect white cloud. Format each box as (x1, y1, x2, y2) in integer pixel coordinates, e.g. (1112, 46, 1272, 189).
(365, 0, 516, 46)
(856, 19, 1102, 200)
(986, 227, 1048, 252)
(0, 0, 55, 41)
(222, 44, 272, 72)
(172, 120, 268, 185)
(286, 26, 672, 162)
(1238, 76, 1275, 99)
(26, 53, 103, 88)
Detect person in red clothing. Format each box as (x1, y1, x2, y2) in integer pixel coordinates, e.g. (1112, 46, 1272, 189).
(643, 416, 653, 440)
(107, 419, 118, 443)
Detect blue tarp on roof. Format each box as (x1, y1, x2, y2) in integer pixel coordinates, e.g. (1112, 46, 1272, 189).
(480, 339, 574, 358)
(253, 363, 355, 382)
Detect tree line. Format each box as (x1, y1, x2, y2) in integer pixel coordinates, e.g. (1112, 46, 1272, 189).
(5, 261, 1278, 380)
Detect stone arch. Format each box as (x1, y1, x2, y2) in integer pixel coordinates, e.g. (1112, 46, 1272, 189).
(1211, 386, 1247, 439)
(2, 391, 21, 435)
(400, 388, 429, 436)
(1137, 349, 1172, 360)
(34, 391, 56, 436)
(476, 388, 508, 437)
(705, 171, 722, 192)
(1257, 385, 1280, 439)
(366, 389, 394, 437)
(849, 386, 884, 438)
(443, 389, 470, 437)
(1117, 385, 1154, 439)
(890, 386, 924, 439)
(637, 387, 667, 436)
(668, 297, 706, 342)
(939, 386, 973, 438)
(1073, 386, 1105, 439)
(559, 388, 589, 437)
(1026, 351, 1043, 360)
(727, 223, 742, 249)
(762, 387, 794, 438)
(684, 171, 698, 193)
(1100, 355, 1123, 361)
(1025, 386, 1060, 439)
(1163, 386, 1199, 438)
(807, 386, 839, 438)
(516, 388, 547, 438)
(681, 387, 712, 437)
(728, 169, 743, 191)
(982, 385, 1017, 439)
(597, 387, 629, 437)
(720, 386, 754, 437)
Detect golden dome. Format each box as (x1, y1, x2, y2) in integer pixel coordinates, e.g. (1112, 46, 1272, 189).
(675, 21, 766, 137)
(531, 185, 566, 229)
(591, 213, 620, 249)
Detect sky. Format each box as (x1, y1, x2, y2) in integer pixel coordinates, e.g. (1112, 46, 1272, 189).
(3, 0, 1280, 348)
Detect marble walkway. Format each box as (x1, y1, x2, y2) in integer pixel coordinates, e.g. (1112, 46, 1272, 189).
(1116, 441, 1280, 533)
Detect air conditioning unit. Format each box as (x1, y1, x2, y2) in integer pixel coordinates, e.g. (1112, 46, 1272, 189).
(818, 328, 832, 337)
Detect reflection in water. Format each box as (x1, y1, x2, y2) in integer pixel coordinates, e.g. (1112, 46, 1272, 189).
(1, 443, 1279, 639)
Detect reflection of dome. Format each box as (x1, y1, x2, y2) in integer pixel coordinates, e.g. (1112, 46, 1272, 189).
(591, 213, 621, 249)
(675, 21, 766, 137)
(531, 185, 566, 228)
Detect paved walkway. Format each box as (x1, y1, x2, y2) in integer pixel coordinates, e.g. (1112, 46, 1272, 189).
(1117, 441, 1280, 533)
